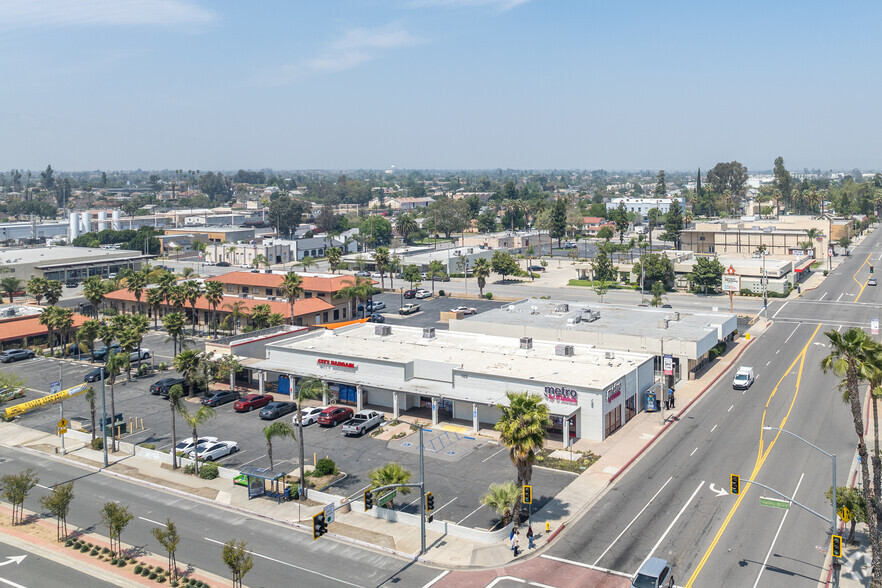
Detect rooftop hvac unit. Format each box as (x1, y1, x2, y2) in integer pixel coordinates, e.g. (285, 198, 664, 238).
(566, 316, 581, 325)
(375, 325, 392, 336)
(605, 351, 615, 359)
(673, 312, 680, 321)
(467, 248, 473, 254)
(238, 293, 248, 298)
(266, 296, 276, 301)
(658, 319, 669, 329)
(555, 344, 575, 357)
(265, 269, 273, 273)
(520, 337, 533, 350)
(553, 303, 569, 313)
(423, 327, 436, 339)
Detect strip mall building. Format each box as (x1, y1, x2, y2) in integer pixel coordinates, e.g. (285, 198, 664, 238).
(250, 323, 655, 442)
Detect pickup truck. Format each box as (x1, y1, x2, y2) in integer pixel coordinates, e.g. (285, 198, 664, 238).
(342, 410, 383, 436)
(399, 303, 421, 315)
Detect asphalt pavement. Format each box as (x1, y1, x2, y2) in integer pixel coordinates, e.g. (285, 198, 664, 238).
(0, 535, 119, 588)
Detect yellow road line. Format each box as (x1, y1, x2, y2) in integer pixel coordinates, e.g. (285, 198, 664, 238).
(853, 253, 872, 303)
(686, 323, 822, 587)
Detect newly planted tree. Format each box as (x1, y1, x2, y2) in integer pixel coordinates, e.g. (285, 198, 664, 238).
(99, 501, 133, 555)
(480, 481, 519, 528)
(222, 538, 254, 588)
(367, 463, 412, 510)
(0, 468, 39, 525)
(40, 482, 74, 541)
(152, 518, 181, 581)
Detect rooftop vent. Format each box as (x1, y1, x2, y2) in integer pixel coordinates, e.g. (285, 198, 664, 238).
(375, 325, 392, 337)
(566, 316, 581, 325)
(555, 344, 575, 357)
(553, 303, 569, 313)
(520, 337, 533, 350)
(266, 296, 276, 301)
(238, 293, 248, 298)
(659, 319, 669, 329)
(605, 351, 615, 359)
(673, 311, 680, 321)
(423, 327, 436, 339)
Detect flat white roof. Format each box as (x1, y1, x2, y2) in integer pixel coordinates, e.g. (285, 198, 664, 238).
(1, 246, 143, 265)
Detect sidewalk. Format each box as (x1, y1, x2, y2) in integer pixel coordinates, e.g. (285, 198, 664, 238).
(0, 320, 769, 572)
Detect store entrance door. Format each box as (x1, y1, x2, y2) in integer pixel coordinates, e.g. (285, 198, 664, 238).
(547, 415, 577, 442)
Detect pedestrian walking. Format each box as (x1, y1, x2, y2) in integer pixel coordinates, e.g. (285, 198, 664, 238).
(669, 389, 675, 409)
(511, 531, 520, 557)
(527, 525, 535, 549)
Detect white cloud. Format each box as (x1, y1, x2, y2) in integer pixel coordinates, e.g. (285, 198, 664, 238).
(0, 0, 217, 30)
(408, 0, 530, 11)
(271, 25, 420, 84)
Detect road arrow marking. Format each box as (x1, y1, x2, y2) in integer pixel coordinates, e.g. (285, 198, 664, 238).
(709, 484, 728, 497)
(0, 555, 26, 567)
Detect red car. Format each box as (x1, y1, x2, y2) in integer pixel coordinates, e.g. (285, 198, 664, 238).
(233, 394, 274, 412)
(317, 406, 354, 427)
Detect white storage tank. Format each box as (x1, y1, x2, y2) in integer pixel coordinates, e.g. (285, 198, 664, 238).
(97, 211, 108, 231)
(81, 212, 91, 234)
(69, 212, 79, 240)
(111, 210, 122, 230)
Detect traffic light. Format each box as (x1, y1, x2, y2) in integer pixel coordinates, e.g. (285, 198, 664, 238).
(426, 492, 434, 512)
(730, 474, 740, 495)
(312, 512, 328, 540)
(364, 490, 374, 511)
(523, 485, 533, 505)
(831, 535, 842, 558)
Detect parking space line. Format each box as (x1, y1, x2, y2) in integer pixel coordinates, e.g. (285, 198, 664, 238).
(236, 455, 265, 467)
(432, 497, 457, 515)
(457, 503, 486, 524)
(421, 571, 450, 588)
(482, 447, 506, 463)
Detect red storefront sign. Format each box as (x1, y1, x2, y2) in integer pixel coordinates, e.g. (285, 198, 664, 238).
(317, 359, 356, 368)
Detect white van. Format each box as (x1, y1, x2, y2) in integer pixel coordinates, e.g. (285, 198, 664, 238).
(733, 366, 754, 390)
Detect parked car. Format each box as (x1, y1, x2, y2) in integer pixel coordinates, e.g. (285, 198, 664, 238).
(399, 303, 421, 315)
(172, 436, 217, 455)
(202, 261, 215, 266)
(631, 557, 674, 588)
(202, 389, 240, 407)
(403, 289, 417, 299)
(188, 440, 238, 462)
(259, 401, 297, 420)
(527, 265, 545, 272)
(150, 377, 185, 396)
(240, 263, 251, 268)
(451, 306, 477, 315)
(317, 406, 354, 427)
(661, 304, 673, 309)
(562, 242, 577, 249)
(369, 301, 386, 311)
(91, 343, 121, 361)
(371, 272, 383, 279)
(83, 367, 107, 383)
(415, 289, 432, 299)
(129, 348, 151, 362)
(233, 394, 273, 412)
(0, 349, 35, 363)
(342, 410, 383, 436)
(296, 406, 327, 426)
(369, 313, 385, 323)
(65, 280, 79, 288)
(216, 261, 231, 267)
(354, 270, 371, 277)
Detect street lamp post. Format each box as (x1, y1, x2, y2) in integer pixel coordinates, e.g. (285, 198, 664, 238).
(762, 248, 768, 318)
(763, 426, 837, 535)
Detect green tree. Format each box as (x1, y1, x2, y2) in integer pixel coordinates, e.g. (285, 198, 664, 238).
(632, 253, 674, 287)
(167, 384, 184, 469)
(99, 501, 133, 554)
(146, 287, 165, 331)
(204, 280, 224, 337)
(402, 264, 422, 288)
(650, 281, 666, 307)
(299, 255, 316, 272)
(395, 213, 419, 244)
(428, 198, 470, 238)
(613, 202, 629, 244)
(826, 485, 867, 544)
(222, 538, 254, 588)
(473, 258, 491, 297)
(596, 225, 614, 241)
(491, 250, 519, 281)
(773, 156, 793, 212)
(26, 277, 49, 305)
(326, 247, 343, 274)
(251, 253, 268, 270)
(162, 312, 186, 355)
(40, 481, 74, 541)
(84, 386, 97, 440)
(82, 275, 107, 317)
(495, 392, 549, 526)
(268, 195, 306, 238)
(427, 259, 446, 294)
(249, 303, 272, 329)
(106, 351, 130, 451)
(477, 208, 498, 233)
(41, 164, 55, 190)
(592, 279, 610, 303)
(263, 422, 296, 471)
(183, 280, 203, 335)
(367, 463, 413, 510)
(359, 215, 393, 247)
(177, 402, 216, 475)
(688, 257, 725, 293)
(125, 271, 148, 314)
(222, 301, 246, 335)
(152, 518, 181, 582)
(0, 468, 39, 525)
(480, 481, 519, 527)
(334, 276, 374, 318)
(0, 277, 23, 303)
(590, 244, 617, 282)
(661, 200, 684, 248)
(173, 349, 203, 397)
(655, 170, 667, 198)
(373, 246, 391, 289)
(39, 306, 60, 356)
(550, 198, 567, 247)
(280, 272, 304, 325)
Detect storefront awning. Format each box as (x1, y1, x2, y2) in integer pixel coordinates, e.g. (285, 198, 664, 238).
(794, 259, 815, 273)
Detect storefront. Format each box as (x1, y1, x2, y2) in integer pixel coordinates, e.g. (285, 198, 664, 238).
(252, 323, 655, 442)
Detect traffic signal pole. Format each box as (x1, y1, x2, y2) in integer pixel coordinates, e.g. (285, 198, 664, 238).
(419, 426, 426, 556)
(736, 476, 832, 525)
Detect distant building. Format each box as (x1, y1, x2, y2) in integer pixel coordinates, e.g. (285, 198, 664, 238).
(0, 305, 90, 349)
(0, 246, 148, 282)
(368, 197, 435, 211)
(163, 226, 255, 244)
(205, 241, 293, 267)
(607, 197, 685, 217)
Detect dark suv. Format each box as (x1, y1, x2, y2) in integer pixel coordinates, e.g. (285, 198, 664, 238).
(202, 389, 240, 407)
(150, 377, 186, 397)
(403, 289, 417, 299)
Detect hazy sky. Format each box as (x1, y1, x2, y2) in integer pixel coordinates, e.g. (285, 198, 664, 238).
(1, 0, 880, 172)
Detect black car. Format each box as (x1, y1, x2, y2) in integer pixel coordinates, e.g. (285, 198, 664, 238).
(403, 289, 417, 299)
(65, 280, 79, 288)
(83, 367, 107, 383)
(259, 401, 297, 420)
(202, 389, 240, 407)
(369, 313, 385, 323)
(216, 261, 231, 267)
(0, 349, 35, 363)
(150, 377, 186, 396)
(92, 343, 121, 361)
(527, 265, 545, 271)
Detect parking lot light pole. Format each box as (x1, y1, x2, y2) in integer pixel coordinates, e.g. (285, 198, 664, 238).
(763, 426, 836, 534)
(100, 366, 108, 467)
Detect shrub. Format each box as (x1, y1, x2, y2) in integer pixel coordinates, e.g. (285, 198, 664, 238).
(314, 458, 337, 477)
(155, 567, 164, 573)
(139, 442, 156, 450)
(117, 559, 127, 567)
(91, 438, 103, 450)
(65, 539, 74, 547)
(80, 544, 91, 552)
(198, 462, 219, 480)
(438, 289, 445, 297)
(485, 292, 493, 300)
(159, 362, 168, 371)
(111, 558, 119, 565)
(135, 565, 144, 574)
(90, 548, 99, 556)
(170, 582, 179, 588)
(150, 572, 158, 580)
(102, 547, 110, 554)
(183, 464, 196, 475)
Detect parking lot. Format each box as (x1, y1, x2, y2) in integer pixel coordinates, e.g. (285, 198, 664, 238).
(1, 322, 575, 531)
(362, 291, 508, 330)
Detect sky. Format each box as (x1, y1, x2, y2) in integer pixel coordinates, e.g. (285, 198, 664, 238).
(1, 0, 881, 173)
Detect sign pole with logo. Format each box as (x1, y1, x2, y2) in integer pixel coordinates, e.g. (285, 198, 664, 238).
(873, 318, 879, 336)
(721, 265, 740, 314)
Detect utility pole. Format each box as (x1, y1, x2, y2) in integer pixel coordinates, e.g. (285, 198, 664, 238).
(58, 364, 65, 455)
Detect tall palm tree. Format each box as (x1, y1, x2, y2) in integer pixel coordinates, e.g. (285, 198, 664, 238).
(82, 276, 106, 318)
(480, 482, 519, 527)
(222, 301, 246, 335)
(44, 280, 63, 306)
(52, 307, 74, 355)
(118, 327, 140, 380)
(367, 463, 412, 510)
(167, 284, 187, 313)
(292, 377, 326, 499)
(162, 312, 186, 355)
(128, 314, 149, 368)
(39, 306, 60, 356)
(326, 247, 342, 274)
(173, 349, 203, 397)
(334, 276, 373, 320)
(168, 384, 184, 469)
(1, 277, 23, 303)
(804, 228, 822, 258)
(183, 280, 203, 335)
(84, 387, 97, 441)
(472, 258, 491, 297)
(156, 272, 176, 304)
(77, 319, 101, 361)
(203, 281, 224, 338)
(105, 351, 130, 451)
(177, 403, 215, 474)
(146, 287, 165, 330)
(263, 422, 296, 471)
(126, 271, 147, 315)
(495, 391, 550, 526)
(26, 277, 49, 305)
(821, 327, 880, 578)
(395, 213, 418, 245)
(373, 246, 390, 289)
(427, 259, 445, 294)
(279, 272, 303, 325)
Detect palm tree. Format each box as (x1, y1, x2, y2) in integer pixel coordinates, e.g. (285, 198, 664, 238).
(279, 272, 303, 325)
(118, 327, 140, 380)
(495, 391, 550, 526)
(44, 280, 63, 306)
(326, 247, 343, 274)
(222, 301, 246, 335)
(292, 377, 326, 499)
(163, 312, 186, 355)
(146, 287, 165, 330)
(77, 319, 101, 361)
(126, 271, 147, 315)
(373, 247, 390, 289)
(367, 463, 412, 510)
(167, 384, 184, 469)
(84, 387, 97, 441)
(52, 307, 74, 355)
(156, 272, 176, 306)
(263, 422, 296, 471)
(804, 228, 822, 258)
(1, 277, 23, 303)
(472, 258, 491, 297)
(334, 276, 373, 320)
(128, 314, 149, 369)
(203, 281, 224, 338)
(480, 482, 519, 527)
(177, 403, 216, 474)
(26, 277, 49, 305)
(82, 276, 106, 318)
(105, 351, 130, 451)
(395, 213, 419, 245)
(183, 280, 203, 335)
(39, 306, 60, 356)
(173, 349, 203, 397)
(252, 254, 268, 270)
(167, 284, 187, 313)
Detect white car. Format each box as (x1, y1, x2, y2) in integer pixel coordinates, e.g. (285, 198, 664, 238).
(415, 289, 432, 299)
(129, 348, 151, 361)
(240, 264, 251, 268)
(369, 301, 387, 311)
(172, 436, 217, 455)
(203, 261, 215, 266)
(451, 306, 477, 315)
(188, 440, 238, 461)
(296, 406, 327, 426)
